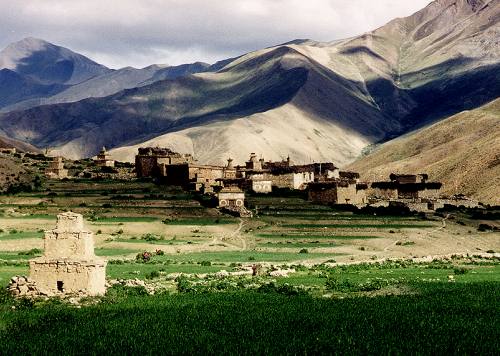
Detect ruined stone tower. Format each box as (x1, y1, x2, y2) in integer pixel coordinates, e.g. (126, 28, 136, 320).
(29, 212, 107, 296)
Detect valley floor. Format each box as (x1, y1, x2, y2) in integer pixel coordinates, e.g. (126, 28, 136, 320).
(0, 179, 499, 353)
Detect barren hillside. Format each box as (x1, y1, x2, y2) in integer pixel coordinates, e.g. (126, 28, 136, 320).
(348, 99, 500, 205)
(0, 0, 498, 166)
(0, 154, 37, 193)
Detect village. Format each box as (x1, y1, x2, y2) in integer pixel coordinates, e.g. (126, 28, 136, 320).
(1, 145, 497, 299)
(39, 145, 482, 216)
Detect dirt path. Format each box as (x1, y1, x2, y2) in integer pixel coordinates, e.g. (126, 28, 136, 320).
(426, 214, 449, 236)
(383, 215, 450, 252)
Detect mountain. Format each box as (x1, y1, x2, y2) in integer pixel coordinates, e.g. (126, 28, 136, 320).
(0, 0, 498, 164)
(0, 38, 214, 112)
(348, 99, 500, 205)
(0, 37, 109, 85)
(0, 37, 110, 110)
(2, 62, 212, 113)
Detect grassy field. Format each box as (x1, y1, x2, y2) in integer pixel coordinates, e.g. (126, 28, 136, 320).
(0, 178, 499, 353)
(0, 282, 498, 354)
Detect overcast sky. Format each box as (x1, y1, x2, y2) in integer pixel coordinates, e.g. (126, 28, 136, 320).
(1, 0, 431, 69)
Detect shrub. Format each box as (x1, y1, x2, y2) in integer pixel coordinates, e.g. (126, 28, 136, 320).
(141, 233, 163, 242)
(299, 249, 309, 254)
(146, 270, 160, 279)
(136, 252, 152, 262)
(200, 261, 212, 266)
(454, 267, 469, 275)
(17, 248, 42, 256)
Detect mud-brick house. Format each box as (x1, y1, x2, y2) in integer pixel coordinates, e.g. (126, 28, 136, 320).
(370, 174, 443, 200)
(135, 147, 194, 178)
(264, 165, 315, 190)
(308, 180, 368, 205)
(217, 186, 246, 208)
(370, 174, 442, 200)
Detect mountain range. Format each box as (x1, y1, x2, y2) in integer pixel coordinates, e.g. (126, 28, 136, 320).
(0, 0, 498, 170)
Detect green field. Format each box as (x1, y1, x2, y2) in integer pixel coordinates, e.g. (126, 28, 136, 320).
(256, 233, 381, 239)
(0, 229, 44, 240)
(283, 223, 434, 229)
(0, 283, 498, 354)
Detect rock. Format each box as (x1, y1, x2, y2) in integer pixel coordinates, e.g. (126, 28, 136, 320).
(215, 270, 230, 278)
(18, 285, 29, 294)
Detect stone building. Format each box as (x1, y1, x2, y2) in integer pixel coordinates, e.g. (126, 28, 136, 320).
(217, 186, 253, 217)
(0, 147, 16, 154)
(135, 147, 194, 178)
(94, 147, 115, 167)
(45, 156, 68, 179)
(218, 186, 246, 208)
(264, 166, 315, 190)
(308, 180, 368, 205)
(245, 153, 265, 171)
(12, 212, 107, 297)
(370, 174, 442, 200)
(165, 163, 225, 192)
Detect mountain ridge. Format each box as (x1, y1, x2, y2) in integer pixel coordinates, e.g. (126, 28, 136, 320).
(0, 0, 498, 167)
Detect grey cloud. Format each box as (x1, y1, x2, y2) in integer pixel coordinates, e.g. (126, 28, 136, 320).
(0, 0, 431, 68)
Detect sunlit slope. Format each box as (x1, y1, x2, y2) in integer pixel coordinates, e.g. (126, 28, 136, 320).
(348, 99, 500, 205)
(0, 0, 498, 164)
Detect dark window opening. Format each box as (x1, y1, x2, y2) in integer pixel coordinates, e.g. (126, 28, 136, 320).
(57, 281, 64, 292)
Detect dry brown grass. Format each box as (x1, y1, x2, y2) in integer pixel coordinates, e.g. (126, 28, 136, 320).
(349, 99, 500, 205)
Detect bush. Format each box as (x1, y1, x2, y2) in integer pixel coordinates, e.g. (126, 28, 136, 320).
(141, 233, 163, 242)
(17, 248, 42, 256)
(136, 252, 152, 262)
(478, 224, 498, 232)
(200, 261, 212, 266)
(299, 249, 309, 254)
(454, 267, 469, 275)
(146, 271, 160, 279)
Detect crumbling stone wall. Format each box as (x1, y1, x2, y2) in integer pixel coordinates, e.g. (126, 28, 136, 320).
(10, 212, 107, 298)
(30, 260, 106, 296)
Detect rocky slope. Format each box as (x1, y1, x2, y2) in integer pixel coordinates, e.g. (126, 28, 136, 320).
(348, 99, 500, 205)
(0, 134, 40, 153)
(0, 154, 37, 193)
(0, 0, 499, 165)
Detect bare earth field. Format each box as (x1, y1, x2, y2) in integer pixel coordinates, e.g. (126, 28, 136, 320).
(0, 179, 498, 286)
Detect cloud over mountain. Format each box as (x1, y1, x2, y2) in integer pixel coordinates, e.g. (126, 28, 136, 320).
(1, 0, 430, 68)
